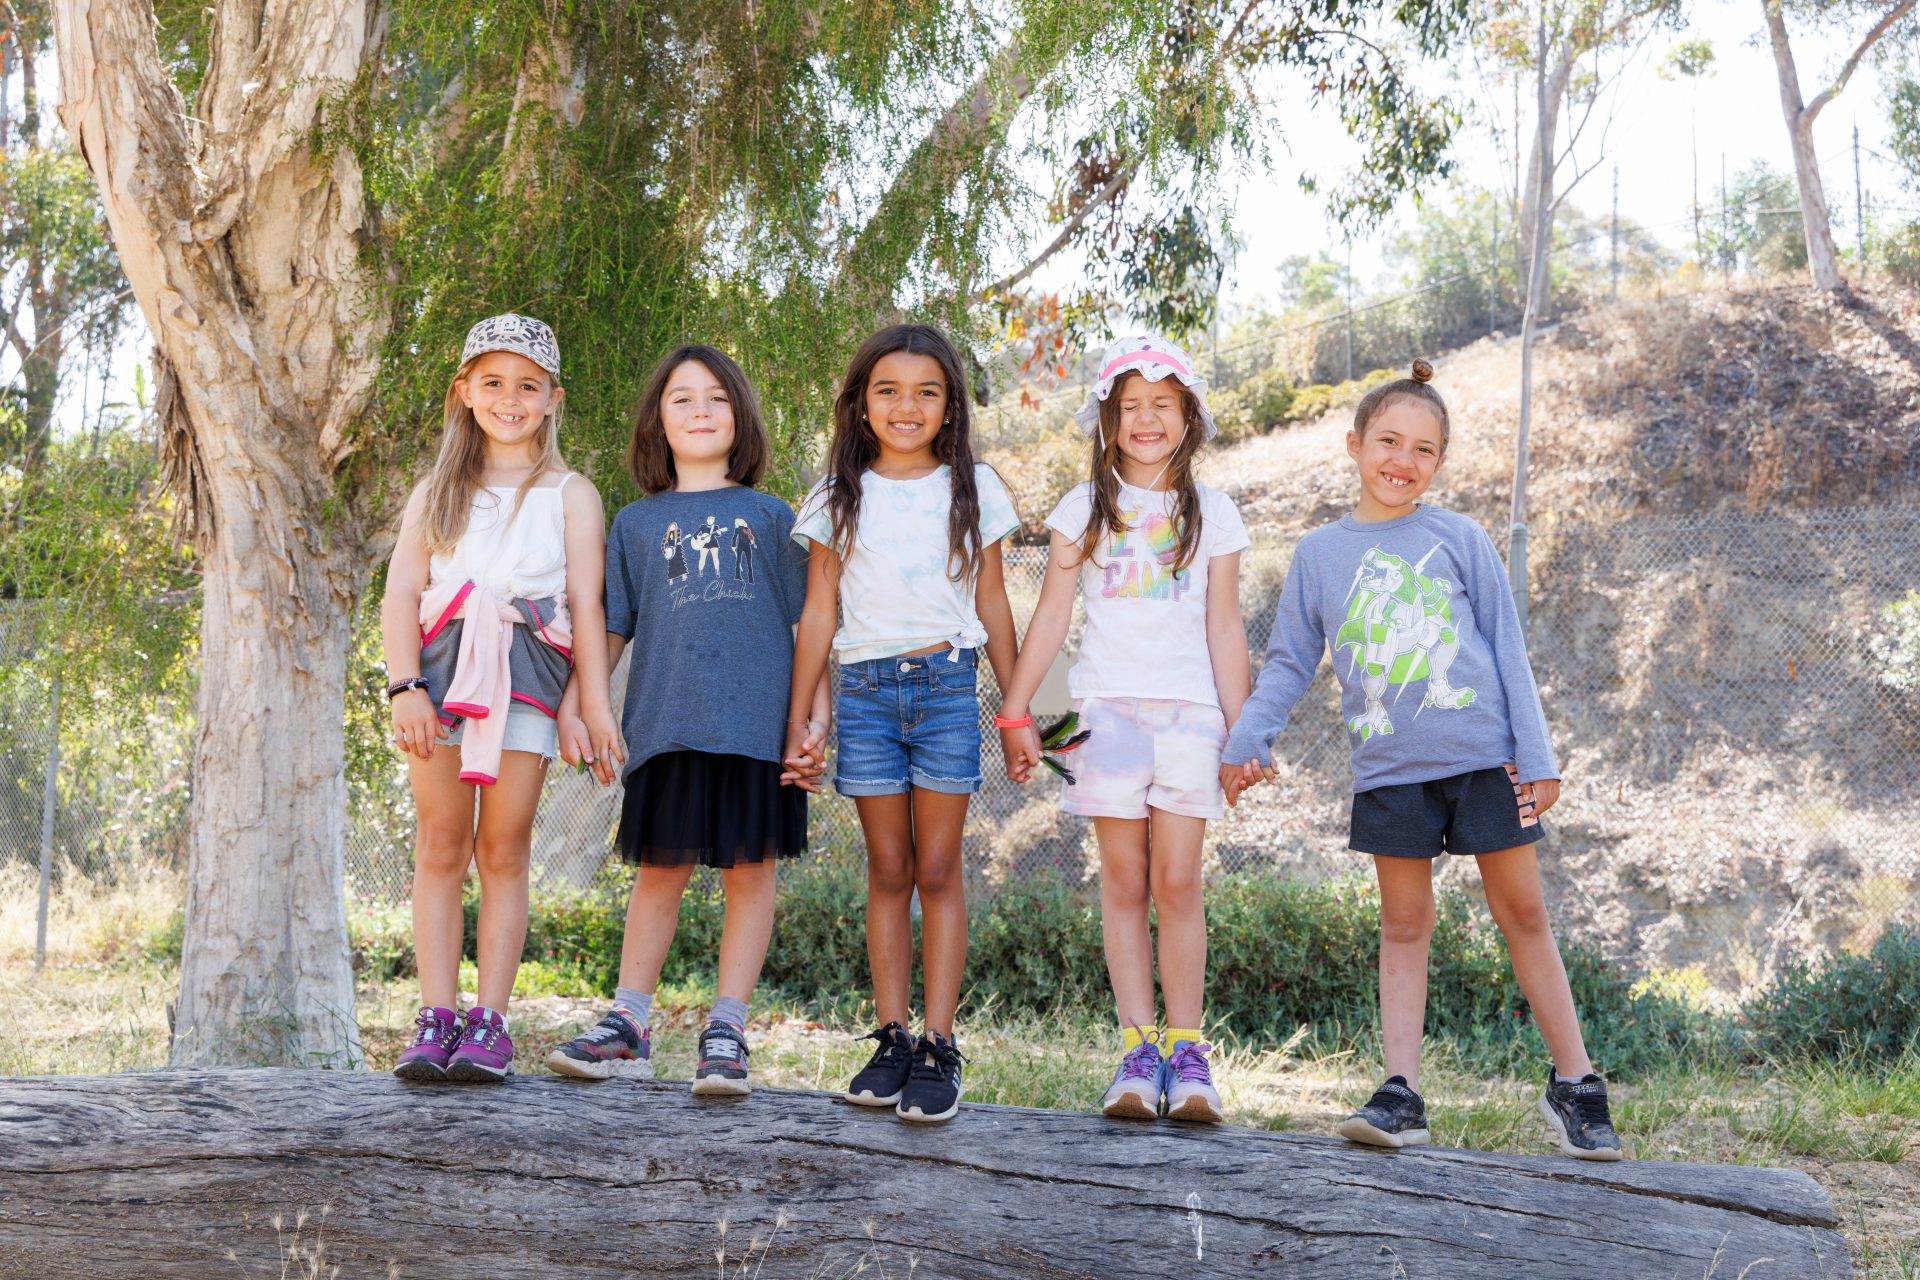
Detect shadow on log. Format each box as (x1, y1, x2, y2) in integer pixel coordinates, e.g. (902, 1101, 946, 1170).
(0, 1070, 1848, 1278)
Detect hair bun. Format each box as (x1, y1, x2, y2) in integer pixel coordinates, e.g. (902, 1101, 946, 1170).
(1410, 359, 1434, 383)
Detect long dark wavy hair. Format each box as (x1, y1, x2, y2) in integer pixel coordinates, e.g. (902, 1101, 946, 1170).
(823, 323, 987, 584)
(1075, 373, 1207, 574)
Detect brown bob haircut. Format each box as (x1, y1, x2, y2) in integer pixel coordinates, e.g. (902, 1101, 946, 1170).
(627, 345, 772, 494)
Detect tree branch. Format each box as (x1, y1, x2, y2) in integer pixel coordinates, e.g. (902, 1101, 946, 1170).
(1804, 0, 1916, 123)
(979, 160, 1138, 299)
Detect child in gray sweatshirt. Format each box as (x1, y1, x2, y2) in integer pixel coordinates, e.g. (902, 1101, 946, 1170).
(1221, 360, 1622, 1162)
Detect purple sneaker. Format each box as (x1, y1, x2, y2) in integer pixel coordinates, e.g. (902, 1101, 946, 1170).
(1162, 1040, 1223, 1124)
(393, 1006, 462, 1082)
(447, 1006, 514, 1083)
(544, 1010, 653, 1081)
(1101, 1039, 1165, 1120)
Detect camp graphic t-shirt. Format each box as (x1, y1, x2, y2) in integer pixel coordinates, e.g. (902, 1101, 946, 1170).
(1045, 479, 1250, 708)
(792, 463, 1021, 664)
(604, 486, 808, 778)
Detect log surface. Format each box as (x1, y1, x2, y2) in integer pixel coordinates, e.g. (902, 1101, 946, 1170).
(0, 1070, 1849, 1278)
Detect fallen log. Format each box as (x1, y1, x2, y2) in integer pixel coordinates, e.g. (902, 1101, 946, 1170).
(0, 1070, 1847, 1278)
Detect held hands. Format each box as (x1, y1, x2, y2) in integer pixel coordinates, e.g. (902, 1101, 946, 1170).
(1000, 718, 1041, 784)
(558, 706, 626, 786)
(1219, 759, 1277, 808)
(391, 688, 449, 761)
(781, 717, 830, 794)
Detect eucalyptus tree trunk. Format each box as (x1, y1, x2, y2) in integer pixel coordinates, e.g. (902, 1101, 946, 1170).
(1513, 50, 1573, 309)
(1762, 1, 1844, 289)
(1760, 0, 1915, 292)
(52, 0, 384, 1066)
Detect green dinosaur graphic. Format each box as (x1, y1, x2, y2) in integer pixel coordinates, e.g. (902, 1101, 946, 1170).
(1334, 546, 1476, 741)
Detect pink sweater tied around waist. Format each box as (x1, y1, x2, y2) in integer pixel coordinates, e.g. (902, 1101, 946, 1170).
(419, 579, 573, 786)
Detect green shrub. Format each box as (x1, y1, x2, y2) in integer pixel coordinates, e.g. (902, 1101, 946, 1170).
(134, 862, 1711, 1076)
(1286, 383, 1335, 423)
(1745, 926, 1920, 1061)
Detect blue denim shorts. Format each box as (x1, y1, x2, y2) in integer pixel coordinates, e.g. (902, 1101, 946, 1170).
(833, 647, 982, 796)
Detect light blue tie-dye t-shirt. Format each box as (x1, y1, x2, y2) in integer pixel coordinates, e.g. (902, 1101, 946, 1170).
(793, 464, 1021, 663)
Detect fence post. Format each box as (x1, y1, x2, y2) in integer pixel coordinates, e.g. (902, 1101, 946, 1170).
(35, 675, 60, 971)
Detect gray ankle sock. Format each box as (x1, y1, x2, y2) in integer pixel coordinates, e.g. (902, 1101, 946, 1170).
(612, 987, 653, 1034)
(708, 995, 749, 1029)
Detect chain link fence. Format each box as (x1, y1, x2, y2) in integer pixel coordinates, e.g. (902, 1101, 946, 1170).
(5, 508, 1916, 989)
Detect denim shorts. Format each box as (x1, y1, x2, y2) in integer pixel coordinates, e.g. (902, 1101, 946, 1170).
(833, 647, 982, 797)
(446, 700, 558, 761)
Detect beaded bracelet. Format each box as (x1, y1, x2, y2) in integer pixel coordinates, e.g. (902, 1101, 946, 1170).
(385, 677, 430, 700)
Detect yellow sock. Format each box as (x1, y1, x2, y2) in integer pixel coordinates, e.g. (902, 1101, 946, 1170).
(1164, 1026, 1204, 1052)
(1121, 1023, 1160, 1052)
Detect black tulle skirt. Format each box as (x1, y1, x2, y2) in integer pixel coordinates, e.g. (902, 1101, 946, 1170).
(614, 750, 807, 868)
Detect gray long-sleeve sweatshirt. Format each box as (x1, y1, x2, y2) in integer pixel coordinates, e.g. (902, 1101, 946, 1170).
(1221, 505, 1559, 791)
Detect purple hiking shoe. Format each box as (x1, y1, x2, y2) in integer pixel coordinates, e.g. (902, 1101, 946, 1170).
(1162, 1040, 1223, 1124)
(392, 1006, 462, 1082)
(1101, 1039, 1165, 1120)
(447, 1006, 514, 1083)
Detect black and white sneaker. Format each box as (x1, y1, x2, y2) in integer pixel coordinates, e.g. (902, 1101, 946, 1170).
(691, 1020, 751, 1097)
(1336, 1076, 1431, 1148)
(1539, 1069, 1623, 1161)
(845, 1021, 916, 1106)
(896, 1033, 966, 1124)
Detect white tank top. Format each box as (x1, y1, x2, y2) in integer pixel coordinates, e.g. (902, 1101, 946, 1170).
(429, 474, 574, 602)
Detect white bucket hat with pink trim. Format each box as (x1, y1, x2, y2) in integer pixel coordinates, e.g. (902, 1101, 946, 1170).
(1073, 333, 1216, 441)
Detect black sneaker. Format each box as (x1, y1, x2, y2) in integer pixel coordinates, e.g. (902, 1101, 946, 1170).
(896, 1032, 966, 1124)
(1539, 1069, 1623, 1161)
(845, 1021, 916, 1106)
(691, 1020, 751, 1098)
(543, 1009, 652, 1081)
(1336, 1075, 1431, 1148)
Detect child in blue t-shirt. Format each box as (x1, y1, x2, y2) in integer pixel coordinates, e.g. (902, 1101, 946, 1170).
(1222, 360, 1622, 1162)
(547, 345, 828, 1096)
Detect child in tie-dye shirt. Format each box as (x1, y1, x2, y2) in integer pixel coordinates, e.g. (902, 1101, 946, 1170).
(997, 333, 1252, 1125)
(786, 323, 1021, 1126)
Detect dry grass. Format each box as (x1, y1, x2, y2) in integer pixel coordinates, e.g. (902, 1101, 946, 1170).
(0, 862, 181, 969)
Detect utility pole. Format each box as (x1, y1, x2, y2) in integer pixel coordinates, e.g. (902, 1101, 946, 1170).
(1488, 214, 1499, 338)
(1610, 165, 1620, 301)
(1344, 241, 1354, 382)
(1855, 120, 1866, 281)
(1728, 153, 1743, 284)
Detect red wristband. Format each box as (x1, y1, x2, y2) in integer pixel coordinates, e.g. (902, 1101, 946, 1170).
(992, 712, 1032, 729)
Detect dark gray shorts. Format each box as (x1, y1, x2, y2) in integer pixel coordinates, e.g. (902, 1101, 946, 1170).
(1350, 766, 1543, 859)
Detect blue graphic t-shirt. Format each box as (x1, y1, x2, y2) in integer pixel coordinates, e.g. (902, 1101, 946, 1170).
(605, 486, 808, 776)
(1221, 505, 1558, 791)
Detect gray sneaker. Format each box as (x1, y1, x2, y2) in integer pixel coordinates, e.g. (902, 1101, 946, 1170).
(1100, 1040, 1165, 1120)
(1539, 1069, 1623, 1161)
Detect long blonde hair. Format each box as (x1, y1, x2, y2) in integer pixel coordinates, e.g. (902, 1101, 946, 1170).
(420, 356, 566, 555)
